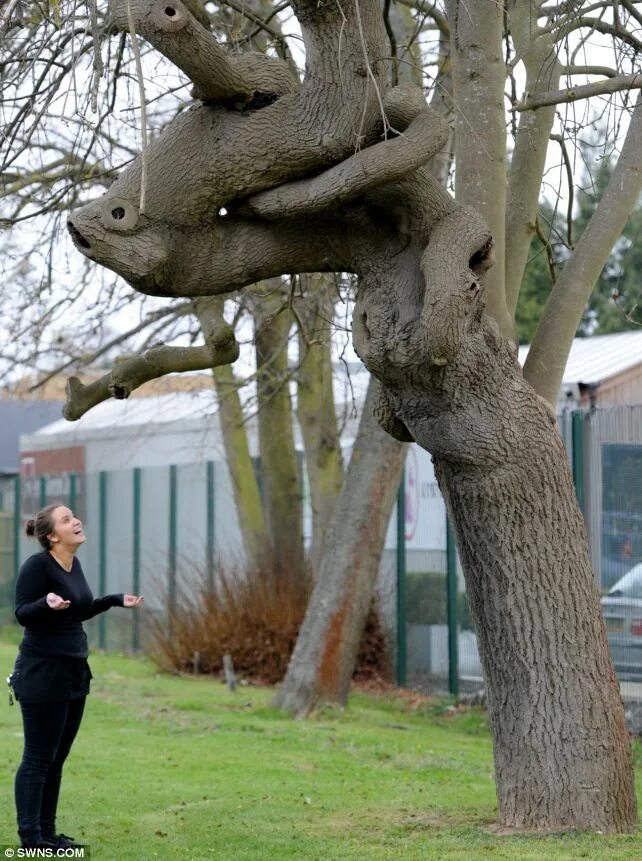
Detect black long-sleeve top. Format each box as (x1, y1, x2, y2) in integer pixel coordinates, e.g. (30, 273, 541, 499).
(15, 551, 124, 659)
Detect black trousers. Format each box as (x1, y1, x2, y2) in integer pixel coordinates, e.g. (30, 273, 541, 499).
(15, 697, 86, 844)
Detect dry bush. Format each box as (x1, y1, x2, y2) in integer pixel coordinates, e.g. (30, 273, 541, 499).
(147, 556, 391, 685)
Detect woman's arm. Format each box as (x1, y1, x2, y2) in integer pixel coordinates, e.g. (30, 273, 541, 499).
(14, 557, 52, 626)
(80, 593, 143, 620)
(80, 593, 125, 621)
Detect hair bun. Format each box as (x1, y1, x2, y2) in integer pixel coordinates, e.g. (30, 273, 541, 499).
(25, 519, 36, 537)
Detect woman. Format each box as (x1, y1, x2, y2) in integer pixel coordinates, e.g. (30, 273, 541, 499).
(11, 502, 143, 850)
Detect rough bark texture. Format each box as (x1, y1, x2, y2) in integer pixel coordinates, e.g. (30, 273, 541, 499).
(65, 0, 640, 832)
(351, 175, 637, 831)
(275, 381, 406, 713)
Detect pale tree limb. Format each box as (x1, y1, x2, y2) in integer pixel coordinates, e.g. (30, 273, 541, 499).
(562, 64, 618, 77)
(63, 311, 239, 419)
(517, 74, 642, 111)
(524, 93, 642, 405)
(505, 0, 562, 315)
(395, 0, 450, 38)
(445, 0, 512, 339)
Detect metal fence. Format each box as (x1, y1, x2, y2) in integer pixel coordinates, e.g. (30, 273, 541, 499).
(2, 405, 641, 693)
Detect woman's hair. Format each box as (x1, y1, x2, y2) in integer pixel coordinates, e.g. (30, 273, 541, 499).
(25, 503, 64, 550)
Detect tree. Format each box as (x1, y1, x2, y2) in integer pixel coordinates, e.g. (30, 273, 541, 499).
(3, 0, 642, 834)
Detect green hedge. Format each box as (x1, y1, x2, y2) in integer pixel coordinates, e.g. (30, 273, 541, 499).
(405, 571, 475, 631)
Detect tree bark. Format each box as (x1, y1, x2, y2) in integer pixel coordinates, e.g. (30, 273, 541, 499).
(295, 274, 344, 572)
(352, 185, 637, 832)
(524, 92, 642, 404)
(252, 284, 306, 579)
(504, 0, 562, 316)
(275, 380, 406, 714)
(446, 0, 513, 339)
(211, 362, 268, 570)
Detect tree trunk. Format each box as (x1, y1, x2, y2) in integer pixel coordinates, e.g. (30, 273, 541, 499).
(295, 274, 344, 572)
(211, 362, 268, 569)
(434, 380, 637, 831)
(275, 380, 406, 714)
(252, 284, 306, 579)
(353, 209, 637, 831)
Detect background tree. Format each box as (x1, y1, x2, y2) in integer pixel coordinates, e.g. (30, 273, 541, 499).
(2, 0, 642, 835)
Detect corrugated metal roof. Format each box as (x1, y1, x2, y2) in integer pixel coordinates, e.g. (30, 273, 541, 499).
(518, 330, 642, 386)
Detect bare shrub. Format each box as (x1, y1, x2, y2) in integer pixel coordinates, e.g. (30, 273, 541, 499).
(147, 556, 390, 685)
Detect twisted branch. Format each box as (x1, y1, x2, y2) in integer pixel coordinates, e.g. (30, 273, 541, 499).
(63, 314, 239, 420)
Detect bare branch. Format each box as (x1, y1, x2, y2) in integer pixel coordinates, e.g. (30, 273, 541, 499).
(63, 315, 239, 420)
(517, 74, 642, 111)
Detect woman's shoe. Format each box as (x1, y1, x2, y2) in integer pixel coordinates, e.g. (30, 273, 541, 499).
(41, 832, 78, 847)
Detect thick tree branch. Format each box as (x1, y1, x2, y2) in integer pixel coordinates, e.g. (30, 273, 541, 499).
(109, 0, 296, 103)
(524, 92, 642, 405)
(517, 74, 642, 111)
(63, 314, 238, 420)
(239, 91, 449, 219)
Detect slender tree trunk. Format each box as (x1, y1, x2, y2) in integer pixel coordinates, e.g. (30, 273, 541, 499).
(275, 380, 406, 714)
(504, 1, 562, 315)
(211, 362, 267, 569)
(252, 284, 306, 578)
(296, 274, 344, 572)
(524, 92, 642, 404)
(193, 298, 267, 569)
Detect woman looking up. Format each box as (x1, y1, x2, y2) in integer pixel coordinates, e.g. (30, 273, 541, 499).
(11, 502, 143, 850)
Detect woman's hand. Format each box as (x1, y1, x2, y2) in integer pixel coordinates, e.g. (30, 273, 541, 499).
(47, 592, 71, 610)
(123, 594, 144, 608)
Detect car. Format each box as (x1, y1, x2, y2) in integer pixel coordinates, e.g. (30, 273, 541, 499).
(601, 563, 642, 679)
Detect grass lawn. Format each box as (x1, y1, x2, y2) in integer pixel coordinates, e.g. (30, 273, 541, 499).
(1, 640, 641, 860)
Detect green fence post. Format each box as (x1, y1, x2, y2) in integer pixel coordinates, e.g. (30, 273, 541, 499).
(571, 410, 586, 516)
(98, 471, 107, 649)
(13, 475, 21, 594)
(39, 476, 47, 508)
(69, 472, 77, 513)
(132, 468, 141, 652)
(168, 465, 177, 619)
(396, 470, 407, 687)
(206, 461, 215, 592)
(446, 516, 459, 697)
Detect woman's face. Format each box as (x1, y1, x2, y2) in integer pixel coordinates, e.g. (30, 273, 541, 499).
(48, 506, 86, 551)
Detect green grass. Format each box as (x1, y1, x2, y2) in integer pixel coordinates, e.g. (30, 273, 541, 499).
(1, 640, 642, 860)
